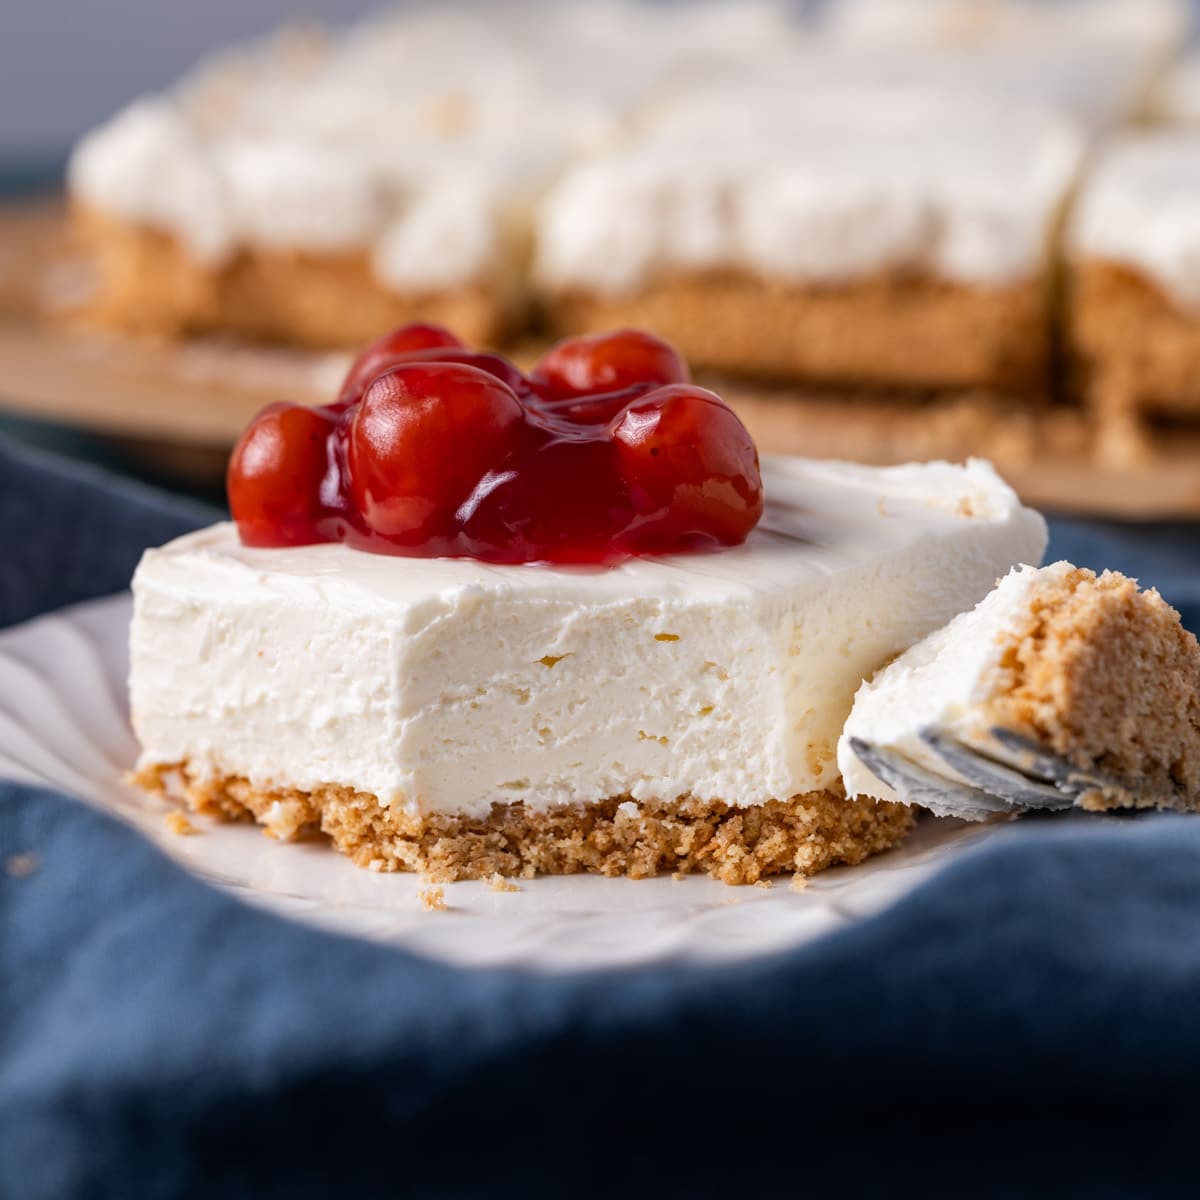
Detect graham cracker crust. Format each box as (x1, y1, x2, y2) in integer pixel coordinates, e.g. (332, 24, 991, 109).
(70, 206, 511, 350)
(1071, 262, 1200, 461)
(132, 764, 914, 885)
(985, 567, 1200, 812)
(547, 270, 1050, 393)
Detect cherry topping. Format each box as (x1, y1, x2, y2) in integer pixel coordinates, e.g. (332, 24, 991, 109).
(386, 347, 532, 397)
(460, 439, 633, 564)
(531, 382, 659, 429)
(227, 403, 338, 547)
(228, 324, 764, 565)
(337, 322, 464, 406)
(346, 363, 524, 545)
(612, 384, 764, 552)
(531, 329, 690, 399)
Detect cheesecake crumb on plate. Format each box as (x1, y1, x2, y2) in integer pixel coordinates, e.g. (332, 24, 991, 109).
(164, 810, 198, 836)
(4, 852, 40, 879)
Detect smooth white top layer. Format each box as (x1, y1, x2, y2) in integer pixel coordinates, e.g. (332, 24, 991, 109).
(535, 91, 1084, 294)
(130, 456, 1047, 820)
(1069, 132, 1200, 310)
(838, 561, 1072, 814)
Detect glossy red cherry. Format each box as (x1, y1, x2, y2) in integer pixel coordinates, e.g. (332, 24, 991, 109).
(230, 326, 764, 563)
(532, 382, 659, 430)
(531, 329, 690, 399)
(347, 363, 525, 544)
(228, 403, 338, 546)
(386, 347, 531, 397)
(459, 439, 633, 564)
(612, 385, 764, 551)
(337, 322, 464, 406)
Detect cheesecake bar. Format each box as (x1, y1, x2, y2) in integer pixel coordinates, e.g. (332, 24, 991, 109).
(65, 0, 805, 350)
(130, 456, 1046, 884)
(535, 90, 1084, 392)
(839, 562, 1200, 816)
(1068, 133, 1200, 455)
(66, 14, 538, 350)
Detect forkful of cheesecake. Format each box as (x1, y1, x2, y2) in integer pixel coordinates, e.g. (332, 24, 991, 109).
(837, 563, 1200, 821)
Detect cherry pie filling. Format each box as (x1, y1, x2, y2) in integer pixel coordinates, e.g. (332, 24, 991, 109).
(228, 325, 764, 565)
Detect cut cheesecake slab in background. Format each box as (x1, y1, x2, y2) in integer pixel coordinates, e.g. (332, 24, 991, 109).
(535, 85, 1084, 394)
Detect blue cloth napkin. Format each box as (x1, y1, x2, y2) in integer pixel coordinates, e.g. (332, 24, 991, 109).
(2, 434, 1200, 1199)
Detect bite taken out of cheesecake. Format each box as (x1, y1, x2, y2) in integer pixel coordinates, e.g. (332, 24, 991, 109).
(839, 562, 1200, 818)
(129, 325, 1047, 884)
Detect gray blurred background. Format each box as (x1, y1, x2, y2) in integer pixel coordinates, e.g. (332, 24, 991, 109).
(0, 1, 382, 169)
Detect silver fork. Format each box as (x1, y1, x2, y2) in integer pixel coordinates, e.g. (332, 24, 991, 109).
(847, 728, 1130, 820)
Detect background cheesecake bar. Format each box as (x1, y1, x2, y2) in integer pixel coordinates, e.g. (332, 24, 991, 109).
(840, 562, 1200, 815)
(1067, 133, 1200, 457)
(64, 5, 610, 349)
(535, 87, 1084, 393)
(64, 0, 805, 350)
(129, 457, 1045, 884)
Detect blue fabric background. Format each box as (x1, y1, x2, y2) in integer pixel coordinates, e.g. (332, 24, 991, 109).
(2, 434, 1199, 1198)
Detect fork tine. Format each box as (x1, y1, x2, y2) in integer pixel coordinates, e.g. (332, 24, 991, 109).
(986, 727, 1111, 791)
(919, 729, 1077, 811)
(985, 726, 1182, 809)
(847, 737, 1012, 820)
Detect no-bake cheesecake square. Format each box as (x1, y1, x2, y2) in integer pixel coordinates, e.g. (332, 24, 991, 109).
(130, 456, 1045, 883)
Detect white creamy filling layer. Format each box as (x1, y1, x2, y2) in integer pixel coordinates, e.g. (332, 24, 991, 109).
(838, 561, 1074, 805)
(130, 456, 1047, 819)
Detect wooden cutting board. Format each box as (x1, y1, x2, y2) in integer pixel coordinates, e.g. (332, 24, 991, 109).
(2, 200, 1198, 517)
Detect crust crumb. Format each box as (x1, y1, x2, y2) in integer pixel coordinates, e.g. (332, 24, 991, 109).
(419, 886, 447, 912)
(165, 810, 198, 836)
(789, 874, 811, 892)
(5, 852, 39, 879)
(487, 872, 520, 893)
(754, 879, 773, 890)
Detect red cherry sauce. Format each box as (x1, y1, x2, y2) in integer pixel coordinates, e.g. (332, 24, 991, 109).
(228, 325, 764, 565)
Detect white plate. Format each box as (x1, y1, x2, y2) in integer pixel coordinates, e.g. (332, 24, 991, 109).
(1, 593, 1013, 970)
